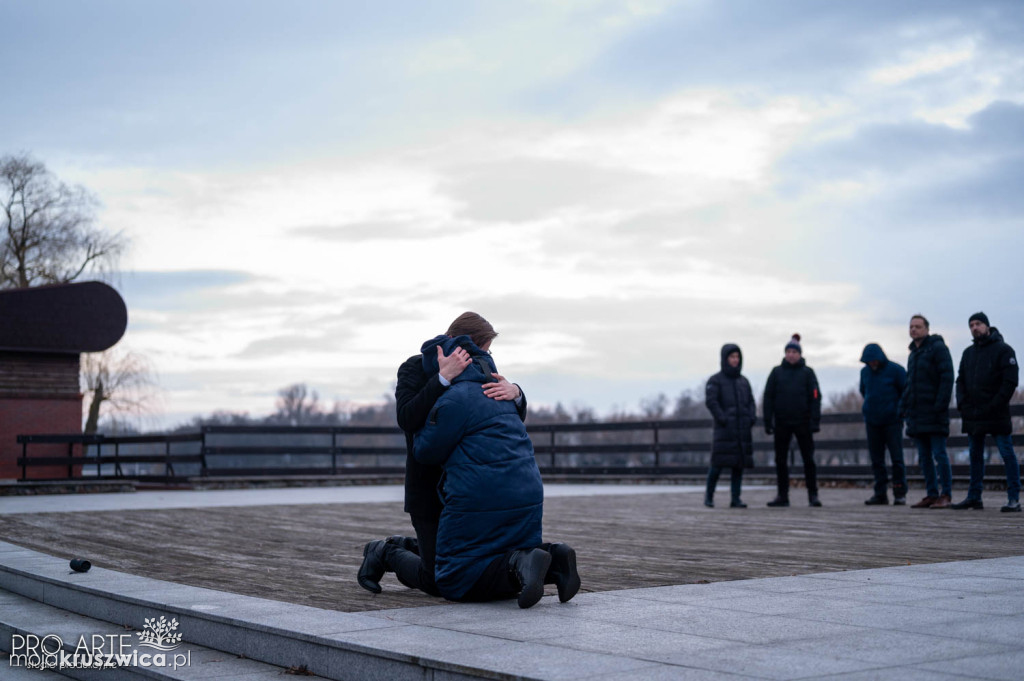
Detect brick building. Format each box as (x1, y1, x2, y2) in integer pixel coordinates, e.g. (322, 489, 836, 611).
(0, 282, 127, 479)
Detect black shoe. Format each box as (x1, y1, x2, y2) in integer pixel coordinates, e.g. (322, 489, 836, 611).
(385, 535, 420, 554)
(1000, 501, 1021, 513)
(545, 543, 581, 603)
(357, 540, 388, 594)
(893, 497, 906, 506)
(703, 496, 714, 508)
(766, 497, 790, 507)
(951, 498, 984, 510)
(864, 495, 889, 506)
(730, 499, 748, 508)
(509, 549, 552, 609)
(809, 495, 822, 507)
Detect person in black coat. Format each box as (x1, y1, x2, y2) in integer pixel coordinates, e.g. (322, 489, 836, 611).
(357, 312, 528, 595)
(952, 312, 1020, 512)
(859, 343, 908, 505)
(704, 344, 756, 508)
(762, 334, 822, 507)
(900, 315, 955, 509)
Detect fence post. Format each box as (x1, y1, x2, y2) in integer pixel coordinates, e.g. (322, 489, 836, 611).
(67, 440, 75, 479)
(114, 441, 122, 477)
(653, 422, 661, 468)
(165, 438, 173, 478)
(331, 430, 338, 475)
(550, 430, 556, 468)
(200, 428, 208, 477)
(21, 438, 27, 481)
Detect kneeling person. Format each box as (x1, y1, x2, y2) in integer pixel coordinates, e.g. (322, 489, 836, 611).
(415, 334, 579, 608)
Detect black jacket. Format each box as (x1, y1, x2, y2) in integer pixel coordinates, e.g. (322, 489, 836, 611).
(956, 327, 1019, 436)
(396, 342, 527, 519)
(705, 344, 756, 468)
(763, 358, 821, 431)
(900, 334, 954, 437)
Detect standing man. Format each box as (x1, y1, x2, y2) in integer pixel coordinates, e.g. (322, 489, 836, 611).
(901, 315, 955, 509)
(859, 344, 909, 505)
(763, 334, 822, 507)
(704, 343, 756, 509)
(952, 312, 1020, 512)
(357, 312, 527, 595)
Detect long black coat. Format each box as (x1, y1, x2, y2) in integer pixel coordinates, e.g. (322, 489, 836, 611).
(763, 357, 821, 431)
(705, 344, 756, 468)
(900, 334, 954, 437)
(956, 327, 1019, 436)
(396, 343, 528, 519)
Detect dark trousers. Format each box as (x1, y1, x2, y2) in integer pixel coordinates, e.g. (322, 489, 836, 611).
(459, 552, 522, 602)
(865, 422, 907, 498)
(773, 424, 817, 498)
(387, 514, 440, 597)
(706, 465, 743, 502)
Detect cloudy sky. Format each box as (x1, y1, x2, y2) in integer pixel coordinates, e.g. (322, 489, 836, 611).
(4, 0, 1023, 427)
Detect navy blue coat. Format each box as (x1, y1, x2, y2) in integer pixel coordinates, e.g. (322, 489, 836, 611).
(859, 344, 907, 427)
(414, 335, 543, 601)
(705, 344, 756, 468)
(900, 335, 954, 437)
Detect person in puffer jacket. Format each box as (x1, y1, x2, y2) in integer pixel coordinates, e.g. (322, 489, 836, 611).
(952, 312, 1020, 512)
(414, 333, 580, 608)
(763, 334, 822, 507)
(704, 344, 756, 509)
(859, 343, 908, 505)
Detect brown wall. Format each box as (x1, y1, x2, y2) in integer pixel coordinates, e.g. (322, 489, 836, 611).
(0, 351, 83, 479)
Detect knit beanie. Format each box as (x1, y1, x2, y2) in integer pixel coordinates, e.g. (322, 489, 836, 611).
(968, 312, 989, 327)
(784, 333, 802, 353)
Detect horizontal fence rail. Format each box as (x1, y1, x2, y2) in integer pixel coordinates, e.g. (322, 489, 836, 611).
(14, 405, 1024, 482)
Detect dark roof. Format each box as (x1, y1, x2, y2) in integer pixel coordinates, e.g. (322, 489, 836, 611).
(0, 281, 127, 354)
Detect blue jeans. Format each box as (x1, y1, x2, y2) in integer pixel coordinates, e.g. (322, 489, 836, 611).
(914, 436, 952, 498)
(706, 465, 743, 503)
(966, 434, 1020, 503)
(866, 422, 907, 498)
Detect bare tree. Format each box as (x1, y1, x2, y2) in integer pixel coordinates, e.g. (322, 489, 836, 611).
(82, 348, 158, 434)
(1, 153, 124, 288)
(274, 383, 322, 425)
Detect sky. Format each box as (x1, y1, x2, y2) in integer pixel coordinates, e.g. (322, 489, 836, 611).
(3, 0, 1023, 428)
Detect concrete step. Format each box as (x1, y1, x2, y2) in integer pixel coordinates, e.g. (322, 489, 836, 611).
(0, 587, 321, 680)
(0, 541, 508, 681)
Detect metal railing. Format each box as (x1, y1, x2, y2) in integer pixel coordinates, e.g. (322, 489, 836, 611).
(14, 406, 1024, 482)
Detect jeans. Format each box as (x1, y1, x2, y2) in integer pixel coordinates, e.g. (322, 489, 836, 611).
(866, 422, 908, 498)
(706, 465, 744, 503)
(773, 424, 817, 498)
(914, 436, 952, 498)
(966, 434, 1021, 503)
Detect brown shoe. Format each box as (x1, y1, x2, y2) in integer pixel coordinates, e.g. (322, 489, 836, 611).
(929, 494, 952, 509)
(911, 496, 937, 508)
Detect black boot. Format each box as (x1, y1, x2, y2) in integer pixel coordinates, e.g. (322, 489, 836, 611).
(766, 496, 789, 507)
(808, 494, 822, 507)
(357, 540, 388, 594)
(386, 535, 420, 554)
(508, 548, 551, 609)
(703, 494, 714, 508)
(545, 543, 581, 603)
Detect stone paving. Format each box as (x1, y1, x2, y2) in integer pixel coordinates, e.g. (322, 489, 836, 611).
(2, 485, 1023, 679)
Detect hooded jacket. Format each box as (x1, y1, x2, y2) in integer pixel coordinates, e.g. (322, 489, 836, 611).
(859, 344, 907, 427)
(763, 357, 821, 431)
(900, 334, 954, 437)
(956, 327, 1019, 436)
(705, 344, 756, 468)
(414, 335, 543, 601)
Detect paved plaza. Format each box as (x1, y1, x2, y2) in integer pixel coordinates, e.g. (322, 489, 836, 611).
(1, 484, 1023, 679)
